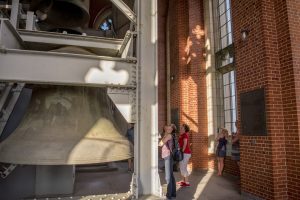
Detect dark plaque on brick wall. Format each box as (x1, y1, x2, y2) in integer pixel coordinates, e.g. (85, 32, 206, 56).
(171, 108, 179, 132)
(240, 88, 267, 135)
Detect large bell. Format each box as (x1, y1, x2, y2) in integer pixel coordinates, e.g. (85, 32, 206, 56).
(30, 0, 90, 28)
(0, 86, 133, 165)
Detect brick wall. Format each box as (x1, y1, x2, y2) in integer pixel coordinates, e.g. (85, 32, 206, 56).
(159, 0, 300, 198)
(167, 0, 208, 170)
(168, 0, 184, 111)
(232, 0, 300, 199)
(187, 0, 208, 170)
(232, 0, 279, 199)
(158, 0, 168, 130)
(208, 154, 240, 177)
(276, 0, 300, 199)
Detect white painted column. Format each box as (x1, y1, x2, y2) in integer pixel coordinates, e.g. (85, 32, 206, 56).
(26, 11, 35, 31)
(204, 0, 219, 154)
(10, 0, 20, 29)
(135, 0, 160, 198)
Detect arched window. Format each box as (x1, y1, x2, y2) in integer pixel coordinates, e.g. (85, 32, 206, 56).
(93, 7, 113, 30)
(214, 0, 237, 134)
(93, 7, 116, 37)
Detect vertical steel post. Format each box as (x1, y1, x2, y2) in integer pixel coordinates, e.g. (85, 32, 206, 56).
(26, 11, 35, 31)
(135, 0, 160, 198)
(10, 0, 20, 29)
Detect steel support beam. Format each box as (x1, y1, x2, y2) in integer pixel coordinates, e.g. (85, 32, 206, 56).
(118, 31, 132, 57)
(18, 30, 123, 56)
(0, 49, 136, 87)
(110, 0, 137, 24)
(25, 12, 35, 31)
(135, 0, 160, 198)
(0, 19, 24, 49)
(10, 0, 19, 29)
(0, 83, 24, 138)
(107, 88, 136, 123)
(0, 83, 13, 113)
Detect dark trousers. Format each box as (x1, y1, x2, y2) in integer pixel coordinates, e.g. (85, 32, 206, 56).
(164, 155, 176, 198)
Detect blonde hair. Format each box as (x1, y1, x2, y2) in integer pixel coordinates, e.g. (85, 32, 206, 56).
(221, 128, 229, 136)
(223, 128, 229, 136)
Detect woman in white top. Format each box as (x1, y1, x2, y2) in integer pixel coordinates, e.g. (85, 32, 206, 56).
(159, 124, 177, 199)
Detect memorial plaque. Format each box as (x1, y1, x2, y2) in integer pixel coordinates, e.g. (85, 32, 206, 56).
(240, 88, 267, 135)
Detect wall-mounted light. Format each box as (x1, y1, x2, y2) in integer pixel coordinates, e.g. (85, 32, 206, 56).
(170, 75, 175, 81)
(241, 28, 249, 41)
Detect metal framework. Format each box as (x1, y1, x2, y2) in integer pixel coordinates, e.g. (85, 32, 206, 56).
(0, 48, 136, 87)
(0, 19, 24, 49)
(19, 30, 124, 56)
(135, 0, 160, 197)
(0, 0, 160, 198)
(0, 83, 24, 136)
(107, 88, 136, 123)
(110, 0, 137, 24)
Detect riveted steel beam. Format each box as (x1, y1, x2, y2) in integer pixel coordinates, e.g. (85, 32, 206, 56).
(0, 49, 136, 88)
(107, 87, 136, 123)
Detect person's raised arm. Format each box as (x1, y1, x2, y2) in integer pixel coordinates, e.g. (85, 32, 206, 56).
(159, 134, 172, 147)
(232, 132, 239, 143)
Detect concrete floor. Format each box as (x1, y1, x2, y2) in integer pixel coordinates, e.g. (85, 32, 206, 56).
(30, 161, 133, 200)
(72, 163, 242, 200)
(74, 161, 132, 196)
(159, 170, 242, 200)
(30, 161, 242, 200)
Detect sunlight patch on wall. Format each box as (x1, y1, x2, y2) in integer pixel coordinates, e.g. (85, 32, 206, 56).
(192, 25, 205, 40)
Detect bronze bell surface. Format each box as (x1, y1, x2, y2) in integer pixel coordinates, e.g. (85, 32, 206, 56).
(30, 0, 90, 28)
(0, 86, 133, 165)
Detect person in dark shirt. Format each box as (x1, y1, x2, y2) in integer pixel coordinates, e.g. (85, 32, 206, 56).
(126, 123, 134, 172)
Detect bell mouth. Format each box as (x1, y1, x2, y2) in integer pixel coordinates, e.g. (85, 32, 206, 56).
(0, 86, 133, 165)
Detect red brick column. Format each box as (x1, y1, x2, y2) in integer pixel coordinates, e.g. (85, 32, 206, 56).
(187, 0, 208, 169)
(167, 0, 208, 170)
(276, 0, 300, 198)
(232, 0, 300, 199)
(168, 0, 189, 120)
(157, 0, 168, 130)
(168, 0, 187, 114)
